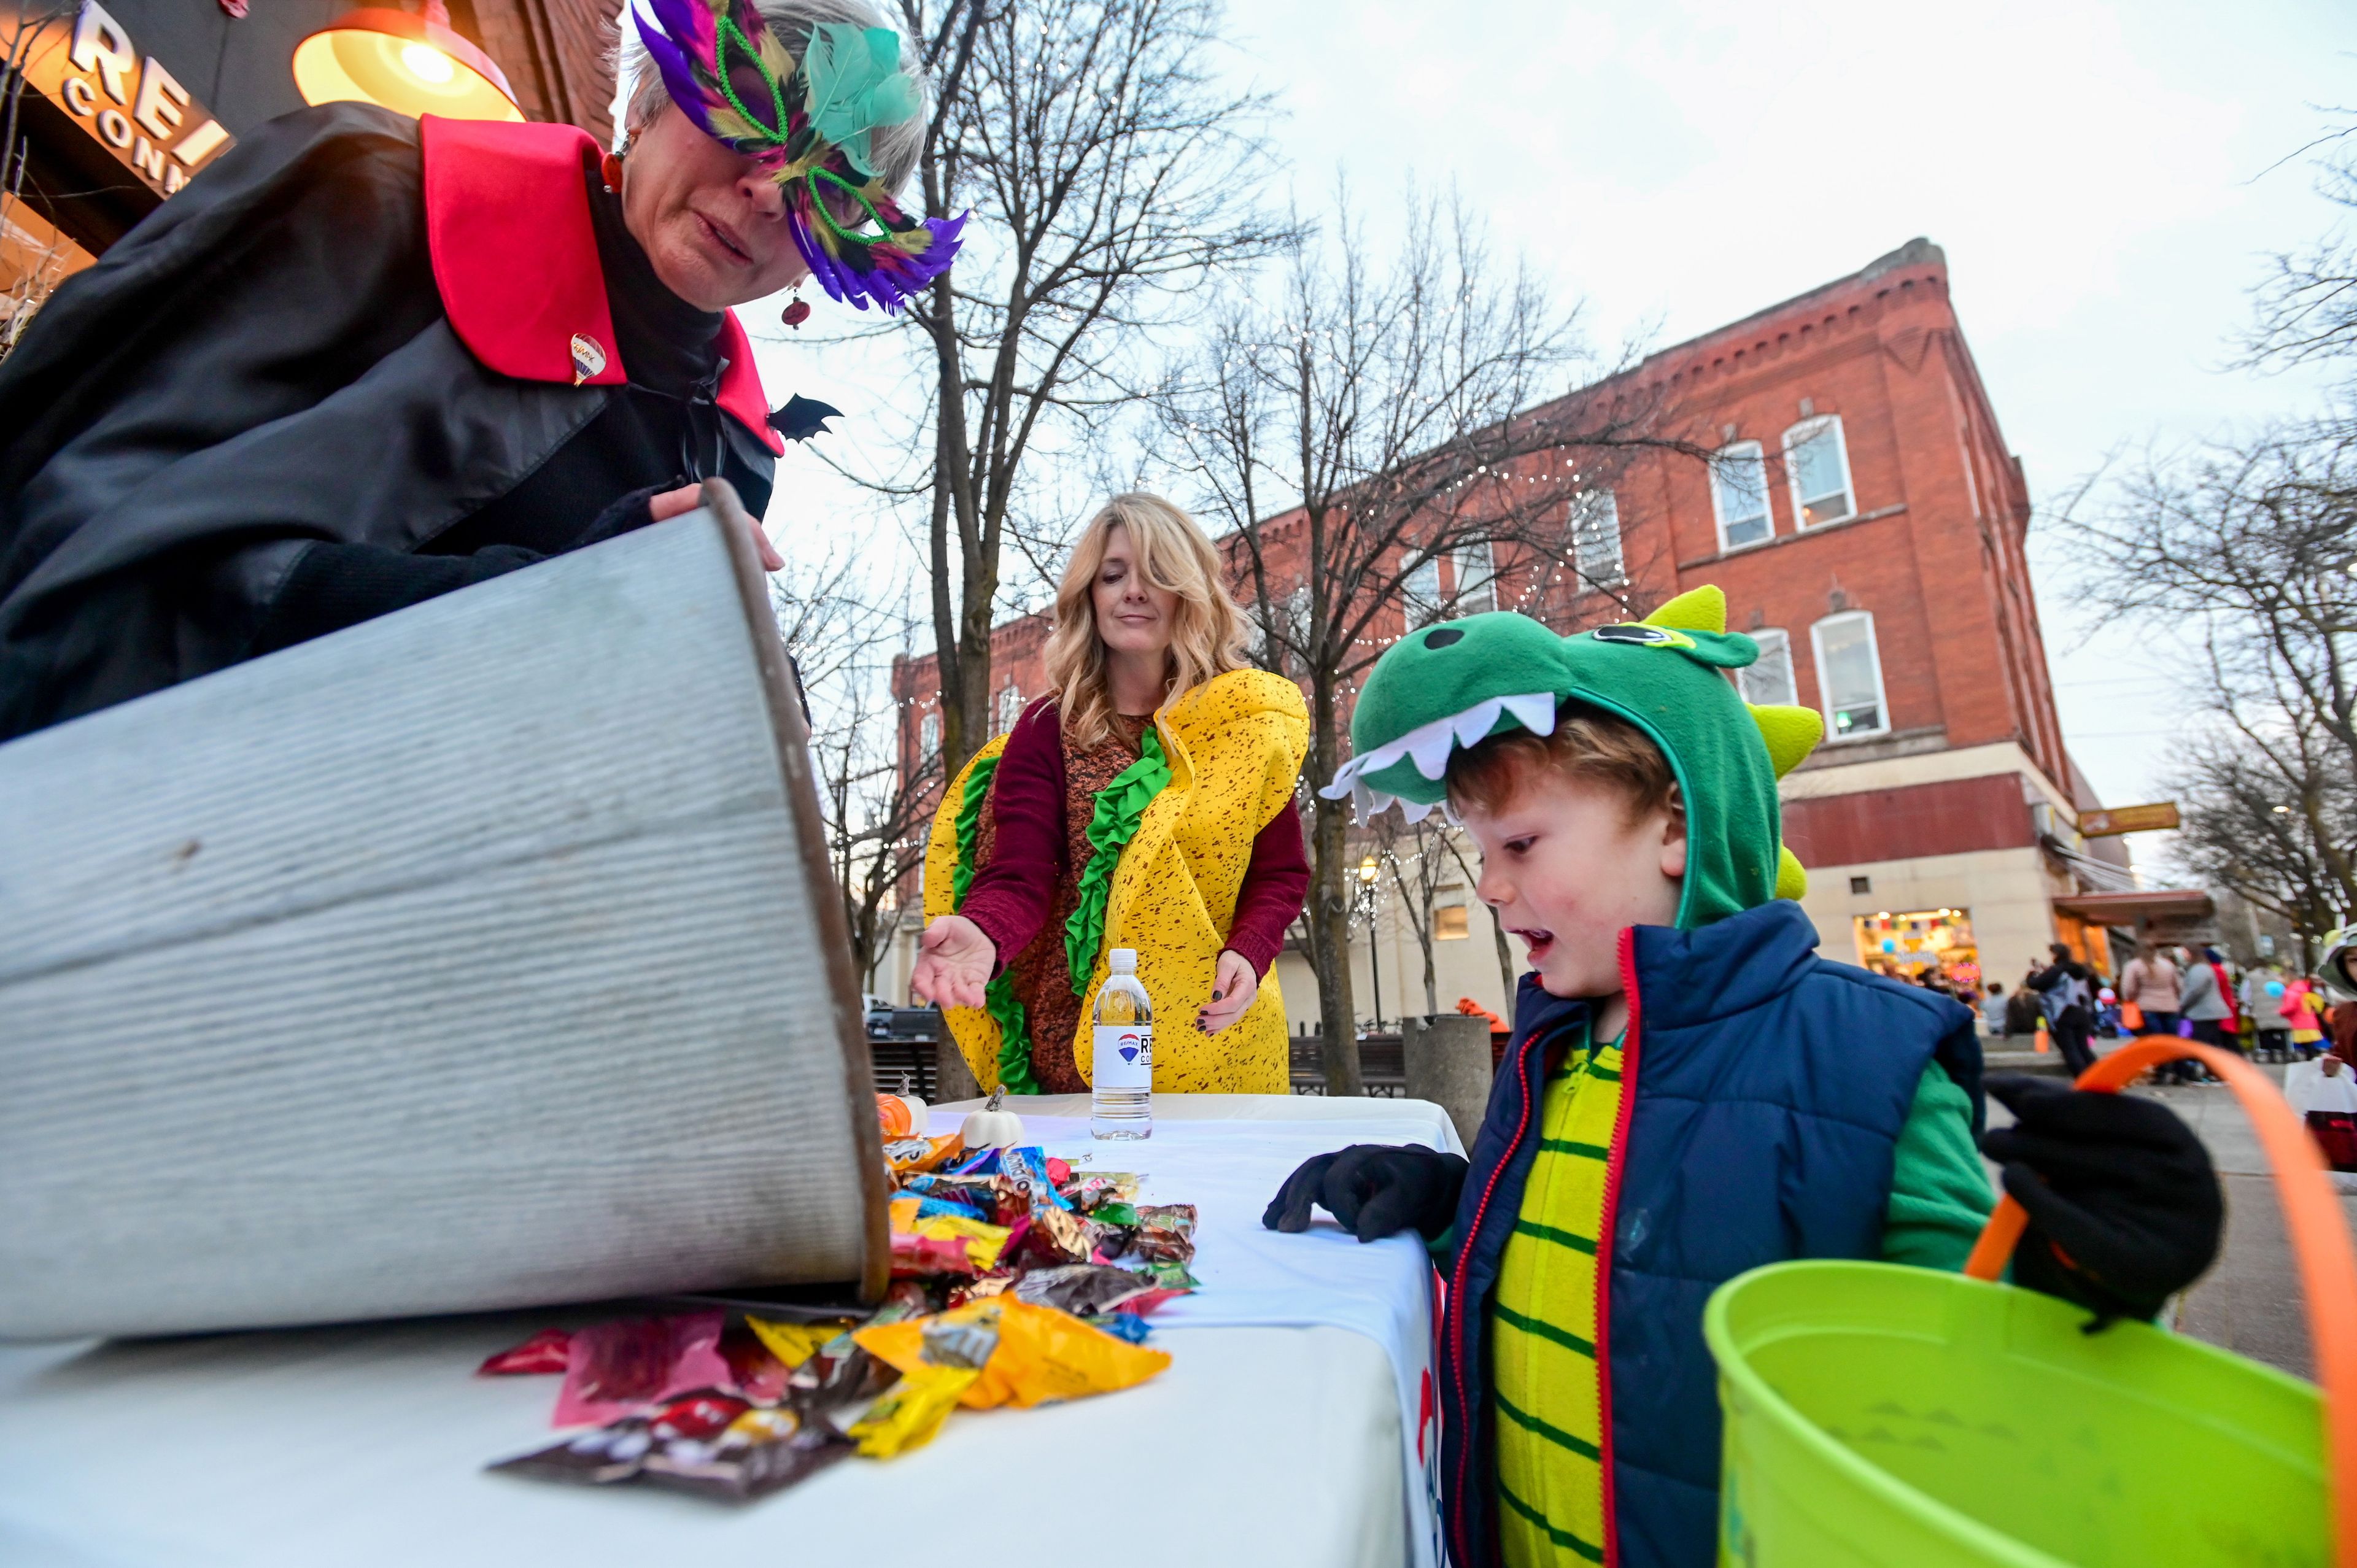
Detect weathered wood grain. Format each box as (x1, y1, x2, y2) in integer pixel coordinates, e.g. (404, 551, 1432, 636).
(0, 504, 886, 1340)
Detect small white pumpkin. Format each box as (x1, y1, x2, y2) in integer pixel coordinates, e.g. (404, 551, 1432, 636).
(959, 1087, 1026, 1150)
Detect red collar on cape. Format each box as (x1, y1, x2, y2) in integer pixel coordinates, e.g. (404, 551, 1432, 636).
(419, 115, 784, 457)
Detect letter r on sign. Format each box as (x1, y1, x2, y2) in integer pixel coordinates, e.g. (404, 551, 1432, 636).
(69, 0, 137, 104)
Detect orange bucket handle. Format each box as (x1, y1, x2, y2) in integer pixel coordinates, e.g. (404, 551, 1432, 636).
(1963, 1037, 2357, 1568)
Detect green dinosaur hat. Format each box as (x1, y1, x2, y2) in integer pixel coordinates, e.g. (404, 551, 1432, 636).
(1322, 587, 1824, 930)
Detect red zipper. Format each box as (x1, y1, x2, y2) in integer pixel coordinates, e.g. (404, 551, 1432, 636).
(1444, 1002, 1545, 1562)
(1592, 926, 1644, 1568)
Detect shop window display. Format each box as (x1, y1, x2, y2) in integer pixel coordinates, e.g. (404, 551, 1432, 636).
(1854, 907, 1981, 991)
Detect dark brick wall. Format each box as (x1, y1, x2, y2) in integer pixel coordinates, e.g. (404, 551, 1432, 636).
(1783, 773, 2037, 867)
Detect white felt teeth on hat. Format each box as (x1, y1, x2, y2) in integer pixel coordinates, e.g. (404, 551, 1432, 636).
(1500, 693, 1557, 737)
(1319, 692, 1558, 821)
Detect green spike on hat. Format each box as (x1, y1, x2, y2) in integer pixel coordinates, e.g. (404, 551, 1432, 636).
(1321, 585, 1822, 929)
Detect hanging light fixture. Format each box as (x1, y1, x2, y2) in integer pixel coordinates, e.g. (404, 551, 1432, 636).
(294, 0, 522, 122)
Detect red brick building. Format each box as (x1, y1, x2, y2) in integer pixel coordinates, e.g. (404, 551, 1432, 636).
(1592, 237, 2129, 997)
(892, 239, 2135, 1018)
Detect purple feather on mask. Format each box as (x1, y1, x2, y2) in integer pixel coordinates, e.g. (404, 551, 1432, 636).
(788, 203, 865, 307)
(632, 0, 722, 137)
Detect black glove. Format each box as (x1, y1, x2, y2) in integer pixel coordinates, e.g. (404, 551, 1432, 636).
(1262, 1144, 1468, 1243)
(1978, 1073, 2223, 1329)
(575, 480, 681, 549)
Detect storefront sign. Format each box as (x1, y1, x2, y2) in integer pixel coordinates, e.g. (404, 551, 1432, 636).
(2078, 802, 2180, 838)
(15, 1, 236, 199)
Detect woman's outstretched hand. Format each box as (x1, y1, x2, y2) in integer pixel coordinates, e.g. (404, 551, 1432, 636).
(911, 915, 996, 1010)
(1198, 949, 1258, 1033)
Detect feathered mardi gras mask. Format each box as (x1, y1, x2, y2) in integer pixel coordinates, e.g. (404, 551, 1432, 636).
(631, 0, 966, 312)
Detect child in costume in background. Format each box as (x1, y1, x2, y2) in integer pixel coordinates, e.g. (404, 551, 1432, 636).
(1264, 590, 2223, 1568)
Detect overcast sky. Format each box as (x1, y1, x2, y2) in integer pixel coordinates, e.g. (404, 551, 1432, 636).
(754, 0, 2355, 855)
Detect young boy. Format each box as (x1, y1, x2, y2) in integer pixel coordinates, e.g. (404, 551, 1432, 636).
(1266, 590, 2221, 1568)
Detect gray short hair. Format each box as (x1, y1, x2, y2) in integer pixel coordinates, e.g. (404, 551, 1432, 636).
(613, 0, 929, 196)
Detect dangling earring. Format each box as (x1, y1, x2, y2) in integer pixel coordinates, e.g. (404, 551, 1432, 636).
(600, 150, 624, 194)
(781, 282, 811, 329)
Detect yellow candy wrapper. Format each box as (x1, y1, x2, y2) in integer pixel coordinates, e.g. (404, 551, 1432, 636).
(976, 1298, 1169, 1408)
(910, 1214, 1012, 1272)
(746, 1316, 856, 1371)
(845, 1364, 980, 1458)
(856, 1297, 1169, 1412)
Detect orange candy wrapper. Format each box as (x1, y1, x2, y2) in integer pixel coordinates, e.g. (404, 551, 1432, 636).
(854, 1297, 1170, 1412)
(883, 1133, 964, 1177)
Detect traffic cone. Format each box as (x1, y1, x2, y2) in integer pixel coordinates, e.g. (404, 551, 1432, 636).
(2033, 1024, 2050, 1054)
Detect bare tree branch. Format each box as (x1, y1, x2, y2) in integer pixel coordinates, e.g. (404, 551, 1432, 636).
(855, 0, 1291, 774)
(1150, 181, 1688, 1091)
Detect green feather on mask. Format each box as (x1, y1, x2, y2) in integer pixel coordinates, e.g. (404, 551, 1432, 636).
(801, 22, 922, 177)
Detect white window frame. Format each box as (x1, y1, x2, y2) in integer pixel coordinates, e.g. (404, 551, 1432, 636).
(1403, 550, 1443, 625)
(919, 711, 940, 757)
(1709, 439, 1774, 551)
(1810, 611, 1892, 741)
(1570, 490, 1624, 587)
(1782, 414, 1857, 529)
(1449, 541, 1497, 614)
(1737, 627, 1797, 706)
(994, 681, 1024, 733)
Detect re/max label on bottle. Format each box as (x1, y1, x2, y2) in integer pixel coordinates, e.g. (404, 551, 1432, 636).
(1093, 1024, 1152, 1090)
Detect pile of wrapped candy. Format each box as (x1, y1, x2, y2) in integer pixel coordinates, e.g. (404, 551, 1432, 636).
(481, 1123, 1199, 1505)
(881, 1129, 1200, 1318)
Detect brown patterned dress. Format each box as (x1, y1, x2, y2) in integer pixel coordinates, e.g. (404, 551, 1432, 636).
(972, 713, 1151, 1093)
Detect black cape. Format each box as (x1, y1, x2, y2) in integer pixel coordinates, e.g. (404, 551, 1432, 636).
(0, 103, 781, 743)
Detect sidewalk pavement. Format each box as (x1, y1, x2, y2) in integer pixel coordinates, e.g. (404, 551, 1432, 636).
(1984, 1049, 2357, 1382)
(2145, 1070, 2357, 1382)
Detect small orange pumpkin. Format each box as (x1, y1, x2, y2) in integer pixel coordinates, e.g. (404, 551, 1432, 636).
(875, 1093, 925, 1139)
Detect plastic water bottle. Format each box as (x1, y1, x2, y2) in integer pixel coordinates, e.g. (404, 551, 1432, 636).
(1090, 948, 1153, 1140)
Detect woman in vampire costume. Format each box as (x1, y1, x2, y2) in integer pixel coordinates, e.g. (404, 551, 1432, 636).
(0, 0, 962, 743)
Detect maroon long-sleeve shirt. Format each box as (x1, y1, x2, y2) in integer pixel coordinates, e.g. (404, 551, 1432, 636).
(959, 700, 1308, 976)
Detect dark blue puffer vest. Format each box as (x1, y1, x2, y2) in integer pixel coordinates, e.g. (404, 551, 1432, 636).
(1436, 900, 1982, 1568)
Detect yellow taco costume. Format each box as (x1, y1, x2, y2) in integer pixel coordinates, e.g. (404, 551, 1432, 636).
(924, 668, 1308, 1094)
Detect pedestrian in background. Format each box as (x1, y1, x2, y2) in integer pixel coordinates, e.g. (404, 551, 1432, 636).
(2245, 965, 2292, 1061)
(2120, 941, 2188, 1081)
(2005, 983, 2043, 1037)
(2176, 945, 2233, 1083)
(2286, 976, 2328, 1060)
(2030, 941, 2099, 1076)
(1980, 981, 2010, 1038)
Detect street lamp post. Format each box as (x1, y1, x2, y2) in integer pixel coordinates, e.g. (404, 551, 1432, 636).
(1359, 853, 1383, 1035)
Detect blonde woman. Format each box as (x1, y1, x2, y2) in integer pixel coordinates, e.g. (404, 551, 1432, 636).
(914, 494, 1309, 1094)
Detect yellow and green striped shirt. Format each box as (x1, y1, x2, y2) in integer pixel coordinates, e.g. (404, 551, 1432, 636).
(1493, 1029, 1623, 1567)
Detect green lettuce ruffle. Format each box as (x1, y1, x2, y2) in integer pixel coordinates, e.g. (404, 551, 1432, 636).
(950, 752, 1000, 907)
(986, 971, 1038, 1094)
(1063, 726, 1171, 995)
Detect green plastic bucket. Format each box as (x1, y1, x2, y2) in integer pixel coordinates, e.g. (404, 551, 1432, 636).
(1705, 1259, 2325, 1567)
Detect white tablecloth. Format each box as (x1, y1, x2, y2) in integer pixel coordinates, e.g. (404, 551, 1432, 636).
(0, 1094, 1456, 1568)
